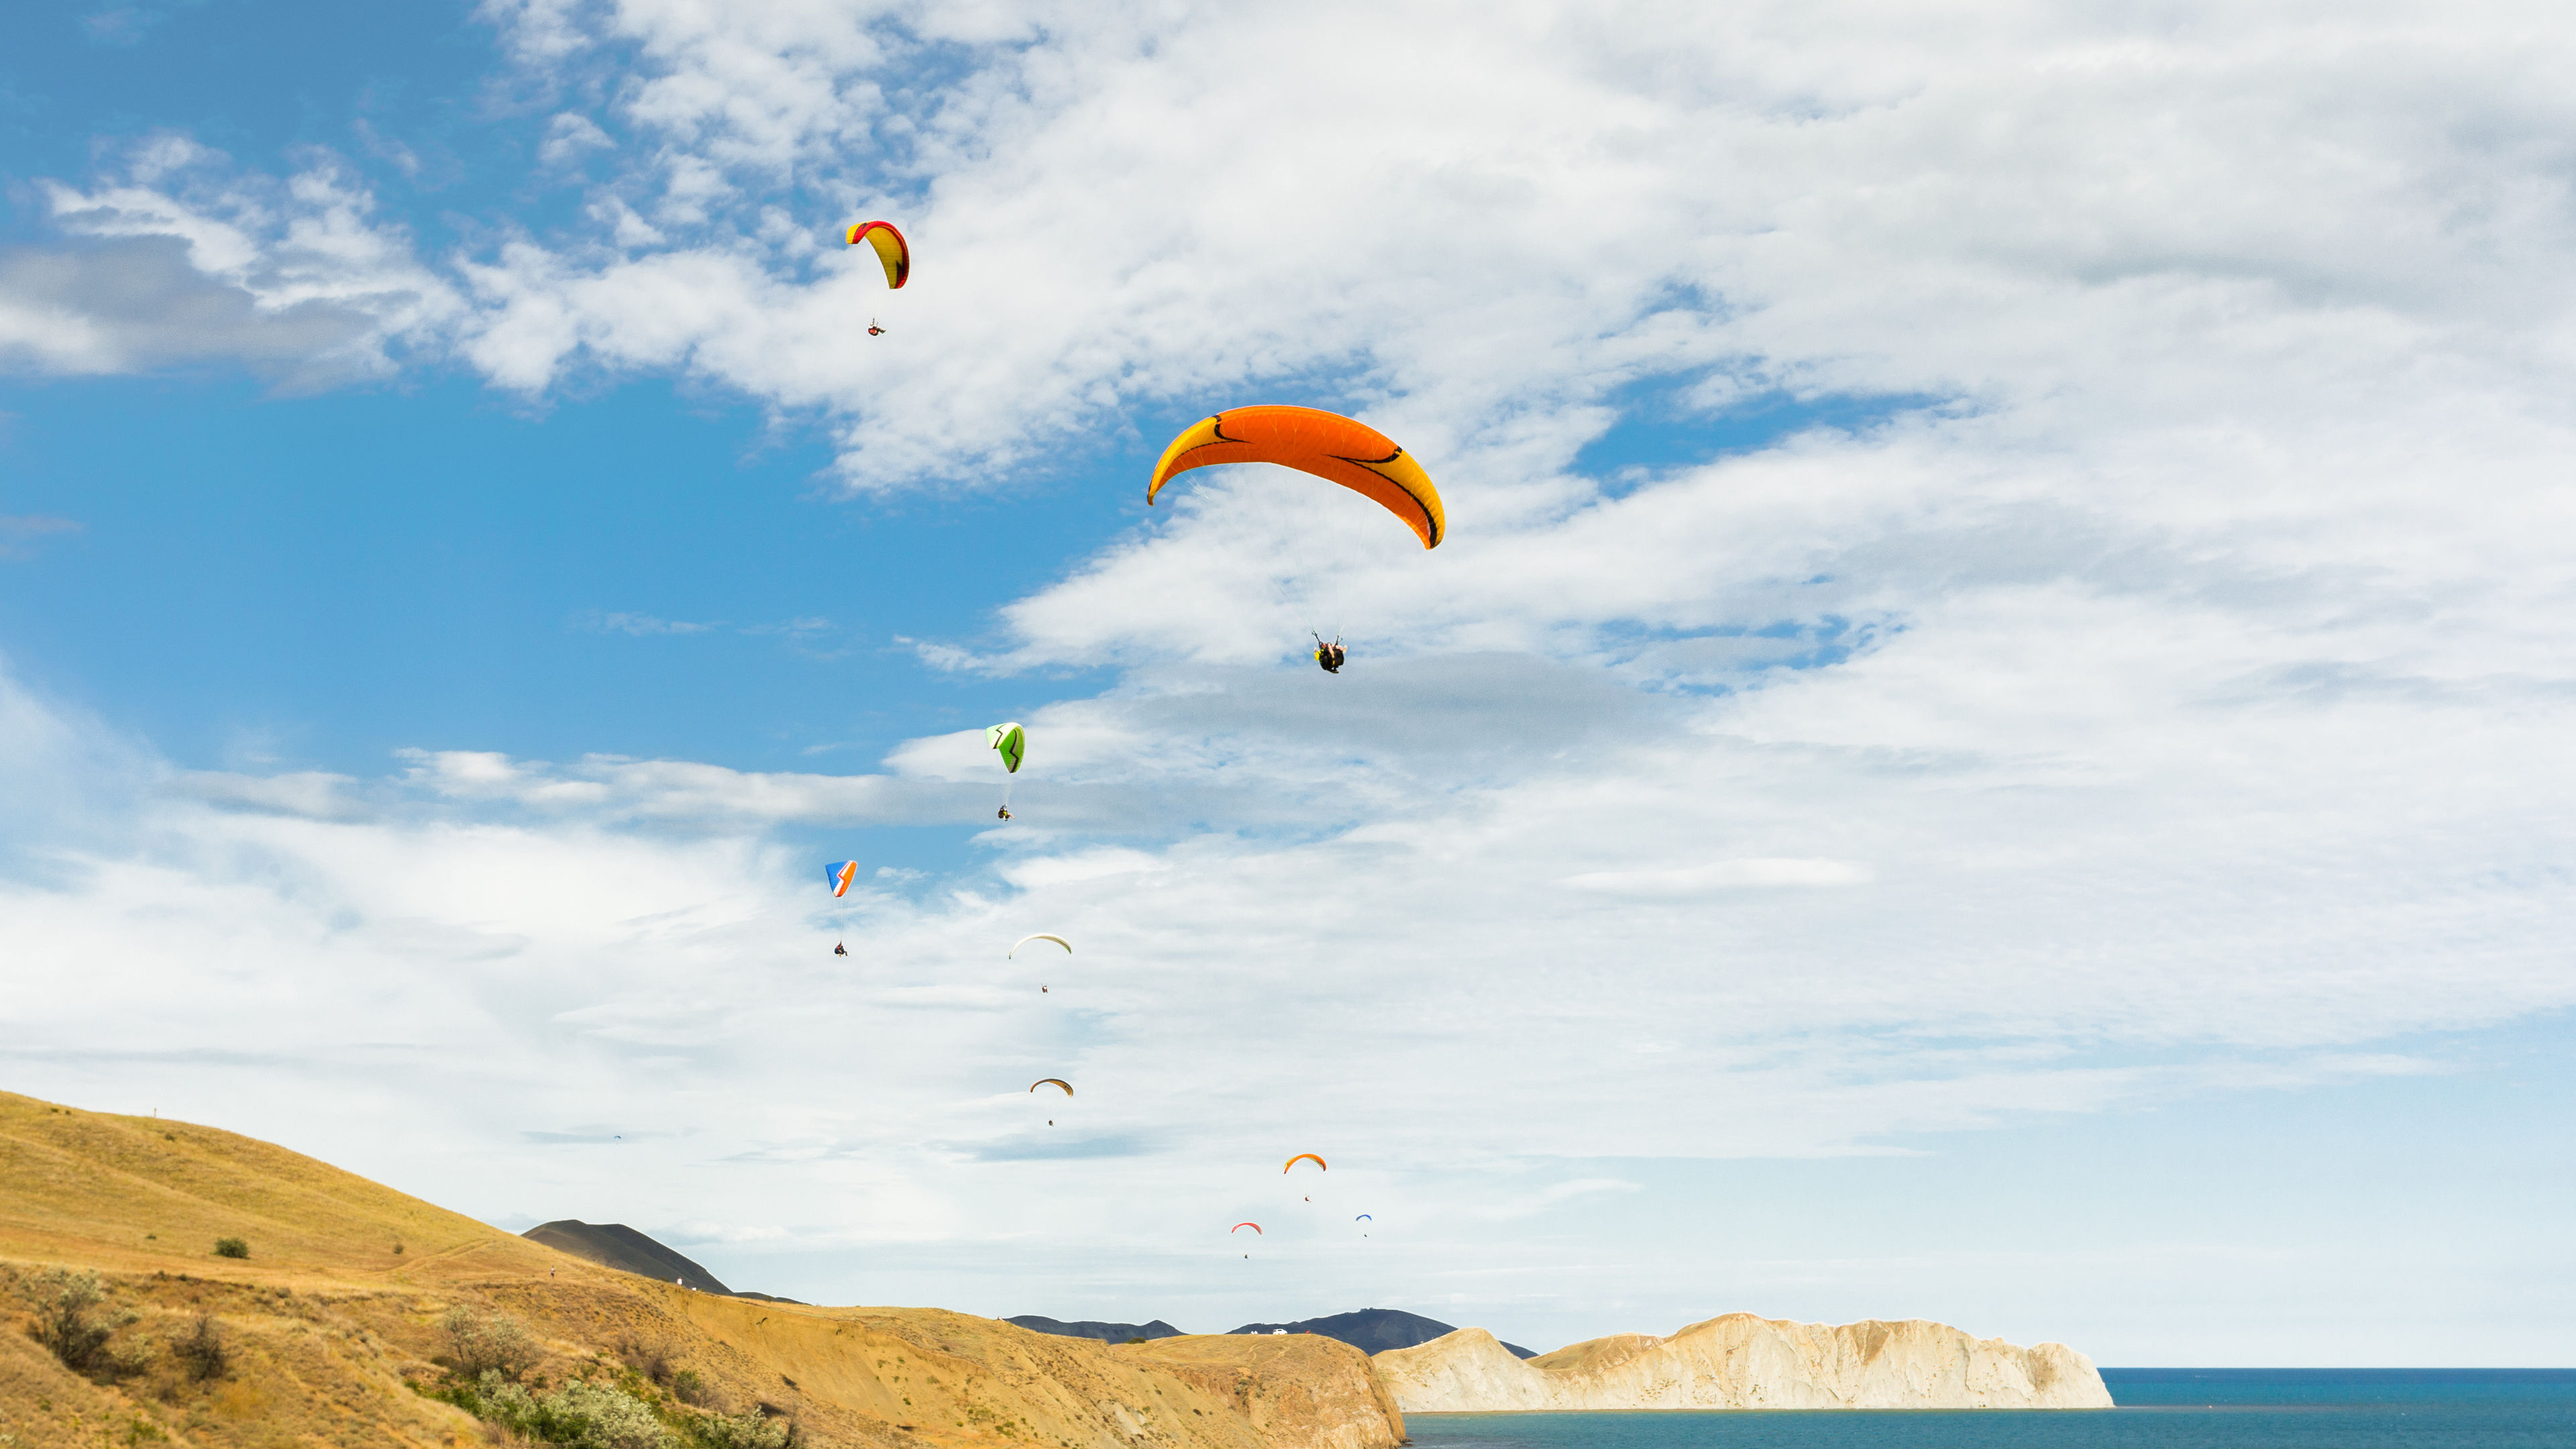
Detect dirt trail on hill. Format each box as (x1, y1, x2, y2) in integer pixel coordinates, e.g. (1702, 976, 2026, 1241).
(0, 1091, 1407, 1449)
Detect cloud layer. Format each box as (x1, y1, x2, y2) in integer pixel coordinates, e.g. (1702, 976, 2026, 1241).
(4, 0, 2575, 1362)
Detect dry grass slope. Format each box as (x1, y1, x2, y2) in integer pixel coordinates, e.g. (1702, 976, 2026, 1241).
(0, 1091, 1407, 1449)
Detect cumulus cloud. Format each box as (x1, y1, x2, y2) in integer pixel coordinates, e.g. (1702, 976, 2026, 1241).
(30, 1, 2576, 494)
(0, 239, 374, 378)
(11, 0, 2576, 1358)
(427, 0, 2576, 498)
(10, 139, 461, 383)
(1564, 860, 1873, 894)
(572, 610, 722, 635)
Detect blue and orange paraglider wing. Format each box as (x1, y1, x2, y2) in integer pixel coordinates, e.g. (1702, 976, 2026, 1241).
(845, 221, 910, 288)
(1148, 407, 1444, 549)
(825, 861, 861, 898)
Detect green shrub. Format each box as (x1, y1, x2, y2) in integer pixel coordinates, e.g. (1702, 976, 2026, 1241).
(441, 1306, 541, 1381)
(26, 1267, 117, 1373)
(444, 1370, 675, 1448)
(669, 1368, 712, 1407)
(429, 1364, 794, 1449)
(687, 1409, 792, 1449)
(211, 1238, 248, 1260)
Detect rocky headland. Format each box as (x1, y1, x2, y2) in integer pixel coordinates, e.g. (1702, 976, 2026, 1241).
(1374, 1317, 2112, 1411)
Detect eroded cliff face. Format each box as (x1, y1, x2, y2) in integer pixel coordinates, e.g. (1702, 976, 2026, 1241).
(1118, 1333, 1406, 1449)
(1373, 1316, 2112, 1412)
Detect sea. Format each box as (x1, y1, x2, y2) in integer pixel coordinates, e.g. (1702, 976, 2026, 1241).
(1403, 1371, 2576, 1449)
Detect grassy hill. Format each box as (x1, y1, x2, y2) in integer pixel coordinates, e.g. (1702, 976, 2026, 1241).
(0, 1091, 1406, 1449)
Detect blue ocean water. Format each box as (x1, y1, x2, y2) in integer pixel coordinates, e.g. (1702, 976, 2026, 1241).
(1403, 1371, 2576, 1448)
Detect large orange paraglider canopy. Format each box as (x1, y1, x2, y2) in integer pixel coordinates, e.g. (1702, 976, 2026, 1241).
(1029, 1078, 1073, 1095)
(1282, 1152, 1326, 1173)
(1147, 407, 1444, 549)
(845, 221, 910, 288)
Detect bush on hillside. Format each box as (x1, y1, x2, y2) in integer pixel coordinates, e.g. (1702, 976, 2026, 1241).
(443, 1306, 543, 1381)
(690, 1409, 794, 1449)
(212, 1238, 249, 1259)
(618, 1336, 676, 1385)
(26, 1267, 127, 1376)
(669, 1368, 712, 1407)
(172, 1312, 229, 1382)
(433, 1367, 793, 1449)
(461, 1371, 673, 1449)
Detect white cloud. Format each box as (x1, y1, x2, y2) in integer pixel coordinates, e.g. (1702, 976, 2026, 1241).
(417, 0, 2576, 502)
(1564, 859, 1872, 894)
(538, 112, 616, 170)
(574, 610, 722, 635)
(11, 0, 2576, 1362)
(8, 140, 462, 382)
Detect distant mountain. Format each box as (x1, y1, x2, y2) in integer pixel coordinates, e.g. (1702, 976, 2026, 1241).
(1228, 1308, 1537, 1359)
(521, 1219, 802, 1303)
(1008, 1315, 1187, 1343)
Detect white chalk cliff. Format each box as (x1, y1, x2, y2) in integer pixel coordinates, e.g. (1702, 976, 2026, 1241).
(1373, 1315, 2112, 1411)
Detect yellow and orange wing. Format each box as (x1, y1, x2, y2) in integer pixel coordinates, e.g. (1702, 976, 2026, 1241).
(1146, 406, 1444, 548)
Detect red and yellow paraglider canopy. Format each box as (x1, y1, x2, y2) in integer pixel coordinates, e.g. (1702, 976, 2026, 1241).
(1283, 1152, 1326, 1173)
(1148, 407, 1444, 549)
(845, 221, 910, 288)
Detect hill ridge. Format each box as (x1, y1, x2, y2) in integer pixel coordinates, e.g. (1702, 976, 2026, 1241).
(1005, 1315, 1186, 1343)
(1228, 1309, 1538, 1359)
(0, 1089, 1407, 1449)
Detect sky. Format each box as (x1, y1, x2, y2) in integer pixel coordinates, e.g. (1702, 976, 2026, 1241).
(3, 0, 2574, 1368)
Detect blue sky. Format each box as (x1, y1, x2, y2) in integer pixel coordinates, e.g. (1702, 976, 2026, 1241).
(4, 0, 2575, 1366)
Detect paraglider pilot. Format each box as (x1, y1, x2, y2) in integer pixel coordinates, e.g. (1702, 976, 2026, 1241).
(1312, 633, 1346, 674)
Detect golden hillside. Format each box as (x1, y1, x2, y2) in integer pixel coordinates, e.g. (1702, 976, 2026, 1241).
(0, 1091, 1406, 1449)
